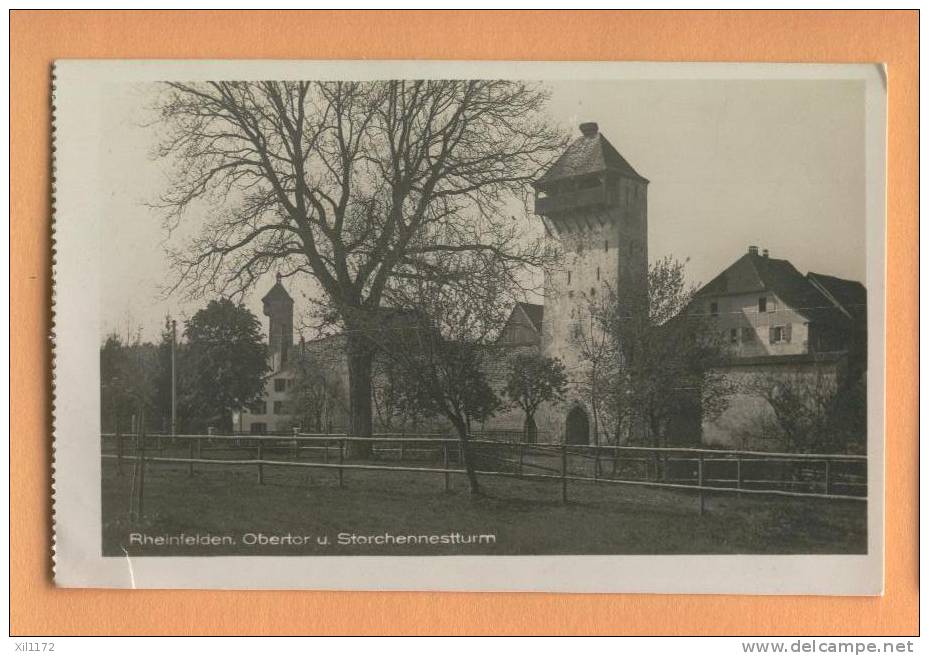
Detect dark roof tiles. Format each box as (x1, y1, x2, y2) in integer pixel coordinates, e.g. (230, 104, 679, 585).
(535, 129, 647, 187)
(695, 251, 865, 330)
(517, 302, 544, 333)
(807, 272, 867, 322)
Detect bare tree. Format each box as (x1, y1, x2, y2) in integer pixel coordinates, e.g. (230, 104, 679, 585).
(571, 305, 616, 446)
(152, 80, 565, 452)
(290, 349, 347, 433)
(748, 364, 864, 453)
(371, 356, 412, 432)
(369, 258, 513, 496)
(590, 256, 733, 447)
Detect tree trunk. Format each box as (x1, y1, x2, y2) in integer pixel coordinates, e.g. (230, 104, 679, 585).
(452, 418, 481, 496)
(524, 413, 538, 444)
(346, 338, 374, 458)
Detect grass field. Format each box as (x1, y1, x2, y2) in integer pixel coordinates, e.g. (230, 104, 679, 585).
(101, 448, 867, 557)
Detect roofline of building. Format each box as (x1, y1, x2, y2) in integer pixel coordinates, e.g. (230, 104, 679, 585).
(806, 273, 854, 321)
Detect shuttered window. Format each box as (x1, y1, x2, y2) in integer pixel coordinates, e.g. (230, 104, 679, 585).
(769, 324, 792, 344)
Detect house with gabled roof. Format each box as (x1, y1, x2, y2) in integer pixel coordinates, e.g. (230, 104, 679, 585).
(496, 302, 544, 347)
(693, 245, 866, 360)
(693, 246, 867, 449)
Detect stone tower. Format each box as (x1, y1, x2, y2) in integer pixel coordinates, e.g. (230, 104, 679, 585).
(532, 122, 648, 443)
(261, 273, 294, 371)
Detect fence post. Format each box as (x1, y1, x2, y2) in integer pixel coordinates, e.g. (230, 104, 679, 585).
(338, 438, 345, 489)
(736, 454, 743, 491)
(292, 427, 299, 460)
(399, 439, 405, 463)
(137, 417, 146, 520)
(825, 459, 832, 495)
(517, 442, 523, 477)
(593, 445, 600, 482)
(187, 437, 194, 477)
(443, 443, 450, 491)
(324, 438, 329, 464)
(561, 442, 568, 503)
(116, 425, 124, 477)
(697, 453, 705, 515)
(257, 439, 264, 485)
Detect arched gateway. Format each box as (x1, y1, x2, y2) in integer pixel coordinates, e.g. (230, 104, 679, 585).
(565, 405, 590, 445)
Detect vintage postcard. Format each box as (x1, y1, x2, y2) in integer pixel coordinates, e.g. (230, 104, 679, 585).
(52, 60, 885, 593)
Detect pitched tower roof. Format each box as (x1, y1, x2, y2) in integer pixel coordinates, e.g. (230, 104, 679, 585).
(534, 122, 648, 188)
(261, 272, 293, 307)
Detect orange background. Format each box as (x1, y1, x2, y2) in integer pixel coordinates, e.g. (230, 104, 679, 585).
(11, 10, 918, 636)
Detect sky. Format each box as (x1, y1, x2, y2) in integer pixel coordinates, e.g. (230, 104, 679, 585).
(99, 78, 866, 343)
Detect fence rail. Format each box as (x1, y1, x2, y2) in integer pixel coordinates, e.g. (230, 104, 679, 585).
(102, 431, 867, 519)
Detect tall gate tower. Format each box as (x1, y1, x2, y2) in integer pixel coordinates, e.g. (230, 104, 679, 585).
(532, 122, 649, 444)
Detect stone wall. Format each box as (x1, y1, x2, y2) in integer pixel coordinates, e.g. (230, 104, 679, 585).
(703, 355, 846, 450)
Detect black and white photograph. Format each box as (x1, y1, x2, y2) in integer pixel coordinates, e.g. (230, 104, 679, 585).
(51, 61, 885, 592)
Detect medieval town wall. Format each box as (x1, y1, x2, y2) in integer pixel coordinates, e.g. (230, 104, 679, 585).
(703, 356, 845, 450)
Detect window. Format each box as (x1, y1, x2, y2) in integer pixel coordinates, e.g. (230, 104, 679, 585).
(249, 401, 267, 415)
(769, 324, 793, 344)
(729, 328, 738, 344)
(274, 378, 286, 392)
(742, 327, 754, 342)
(596, 267, 600, 281)
(758, 297, 767, 313)
(710, 301, 719, 317)
(273, 401, 288, 415)
(769, 297, 778, 313)
(604, 239, 609, 252)
(250, 422, 267, 435)
(566, 271, 572, 285)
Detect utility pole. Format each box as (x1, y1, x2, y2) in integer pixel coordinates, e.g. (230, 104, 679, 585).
(171, 318, 177, 437)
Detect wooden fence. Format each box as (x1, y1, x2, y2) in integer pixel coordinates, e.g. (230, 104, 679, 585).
(101, 431, 867, 518)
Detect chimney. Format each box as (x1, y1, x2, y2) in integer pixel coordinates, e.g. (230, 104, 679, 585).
(276, 272, 283, 284)
(748, 245, 759, 256)
(762, 248, 769, 258)
(579, 122, 599, 137)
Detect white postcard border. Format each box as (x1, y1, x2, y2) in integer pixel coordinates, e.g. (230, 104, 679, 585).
(51, 60, 886, 593)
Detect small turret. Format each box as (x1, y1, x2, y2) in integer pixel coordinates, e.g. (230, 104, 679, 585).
(262, 273, 294, 369)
